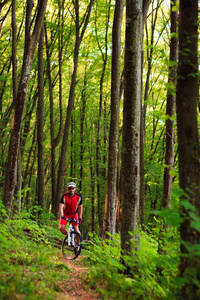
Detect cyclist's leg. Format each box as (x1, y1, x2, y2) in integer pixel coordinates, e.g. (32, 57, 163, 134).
(72, 214, 81, 245)
(59, 217, 68, 235)
(73, 224, 80, 234)
(73, 224, 81, 246)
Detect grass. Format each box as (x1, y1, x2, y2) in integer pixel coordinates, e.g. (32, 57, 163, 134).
(0, 207, 72, 299)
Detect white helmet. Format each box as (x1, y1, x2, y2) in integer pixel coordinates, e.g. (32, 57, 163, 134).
(67, 182, 76, 188)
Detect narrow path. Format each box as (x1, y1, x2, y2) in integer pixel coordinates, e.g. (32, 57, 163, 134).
(57, 255, 100, 299)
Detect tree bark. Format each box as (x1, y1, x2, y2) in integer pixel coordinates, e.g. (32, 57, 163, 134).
(12, 0, 17, 104)
(139, 0, 150, 232)
(176, 0, 200, 298)
(157, 0, 178, 257)
(12, 0, 22, 213)
(37, 26, 45, 209)
(3, 0, 48, 215)
(90, 153, 95, 233)
(80, 58, 88, 192)
(162, 0, 177, 211)
(120, 0, 143, 270)
(44, 23, 57, 214)
(20, 89, 38, 157)
(104, 0, 124, 239)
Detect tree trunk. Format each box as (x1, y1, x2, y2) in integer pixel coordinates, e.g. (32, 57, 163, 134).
(104, 0, 124, 239)
(157, 0, 178, 258)
(37, 26, 45, 209)
(12, 0, 17, 104)
(139, 0, 150, 232)
(120, 0, 143, 271)
(20, 89, 38, 158)
(140, 0, 159, 231)
(80, 59, 88, 192)
(12, 0, 22, 214)
(70, 114, 75, 179)
(90, 154, 95, 233)
(162, 0, 177, 212)
(44, 23, 57, 215)
(3, 0, 48, 215)
(176, 0, 200, 298)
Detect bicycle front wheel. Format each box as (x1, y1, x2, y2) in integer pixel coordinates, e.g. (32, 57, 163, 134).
(62, 231, 82, 260)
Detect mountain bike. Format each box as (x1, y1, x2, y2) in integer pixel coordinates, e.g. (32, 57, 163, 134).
(62, 218, 82, 260)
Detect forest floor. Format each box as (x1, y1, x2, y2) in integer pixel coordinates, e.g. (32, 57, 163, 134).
(56, 254, 101, 300)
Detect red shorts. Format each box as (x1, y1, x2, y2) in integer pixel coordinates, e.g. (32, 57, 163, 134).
(59, 213, 78, 226)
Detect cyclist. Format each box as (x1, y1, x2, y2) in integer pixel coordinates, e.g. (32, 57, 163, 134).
(59, 182, 83, 236)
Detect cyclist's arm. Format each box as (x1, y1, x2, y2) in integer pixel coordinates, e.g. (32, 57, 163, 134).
(59, 203, 65, 217)
(78, 204, 83, 219)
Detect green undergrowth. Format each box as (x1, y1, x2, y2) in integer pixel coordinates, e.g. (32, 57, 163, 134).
(83, 230, 180, 300)
(0, 204, 71, 299)
(82, 205, 200, 300)
(1, 200, 199, 299)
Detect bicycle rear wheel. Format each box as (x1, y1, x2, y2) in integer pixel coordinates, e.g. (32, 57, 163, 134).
(62, 231, 82, 260)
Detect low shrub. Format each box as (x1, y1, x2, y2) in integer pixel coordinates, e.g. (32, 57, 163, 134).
(83, 231, 179, 300)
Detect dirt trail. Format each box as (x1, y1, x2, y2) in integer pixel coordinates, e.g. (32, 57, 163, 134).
(57, 255, 100, 300)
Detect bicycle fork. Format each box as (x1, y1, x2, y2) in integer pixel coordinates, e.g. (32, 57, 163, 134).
(68, 224, 75, 246)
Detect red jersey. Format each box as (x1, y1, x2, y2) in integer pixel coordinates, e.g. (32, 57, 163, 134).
(60, 192, 82, 215)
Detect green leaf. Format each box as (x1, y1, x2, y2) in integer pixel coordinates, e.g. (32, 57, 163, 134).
(191, 221, 200, 232)
(172, 5, 178, 12)
(181, 200, 196, 212)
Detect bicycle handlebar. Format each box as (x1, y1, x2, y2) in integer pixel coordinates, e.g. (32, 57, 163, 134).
(62, 217, 79, 223)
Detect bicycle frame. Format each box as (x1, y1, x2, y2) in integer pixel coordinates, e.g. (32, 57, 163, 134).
(67, 222, 75, 246)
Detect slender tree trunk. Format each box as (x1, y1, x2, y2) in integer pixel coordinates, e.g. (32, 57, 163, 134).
(3, 0, 48, 215)
(176, 0, 200, 298)
(157, 0, 178, 259)
(104, 0, 124, 239)
(37, 26, 45, 209)
(20, 89, 38, 157)
(70, 114, 75, 179)
(90, 153, 95, 233)
(115, 71, 124, 232)
(80, 59, 88, 192)
(25, 131, 37, 208)
(44, 24, 57, 214)
(56, 0, 63, 147)
(114, 146, 121, 233)
(139, 0, 150, 231)
(13, 150, 22, 213)
(120, 0, 143, 272)
(162, 0, 177, 212)
(12, 0, 22, 213)
(12, 0, 17, 104)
